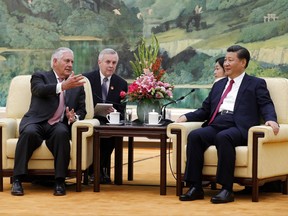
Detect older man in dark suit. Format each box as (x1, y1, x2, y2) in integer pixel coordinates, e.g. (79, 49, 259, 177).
(11, 47, 86, 196)
(177, 45, 280, 203)
(84, 48, 128, 184)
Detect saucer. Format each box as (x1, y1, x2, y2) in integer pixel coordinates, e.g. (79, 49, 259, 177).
(144, 123, 162, 126)
(106, 122, 124, 126)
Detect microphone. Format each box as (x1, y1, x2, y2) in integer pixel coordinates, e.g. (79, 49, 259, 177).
(175, 88, 195, 103)
(161, 89, 195, 121)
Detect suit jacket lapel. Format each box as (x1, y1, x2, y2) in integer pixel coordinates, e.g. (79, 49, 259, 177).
(210, 78, 228, 113)
(47, 70, 58, 83)
(234, 74, 251, 111)
(107, 75, 116, 100)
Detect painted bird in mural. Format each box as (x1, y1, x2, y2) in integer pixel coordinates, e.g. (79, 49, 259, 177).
(113, 8, 121, 15)
(137, 12, 143, 20)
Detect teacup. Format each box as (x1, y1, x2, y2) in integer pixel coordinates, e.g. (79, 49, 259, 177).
(106, 110, 120, 124)
(148, 109, 162, 125)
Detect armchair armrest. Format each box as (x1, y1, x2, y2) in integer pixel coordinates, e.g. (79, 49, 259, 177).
(167, 122, 203, 173)
(249, 124, 288, 143)
(0, 118, 17, 171)
(167, 122, 203, 140)
(70, 119, 100, 169)
(248, 124, 288, 179)
(0, 118, 17, 140)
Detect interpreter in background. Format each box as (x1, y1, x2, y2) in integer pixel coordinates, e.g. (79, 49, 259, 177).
(214, 56, 226, 82)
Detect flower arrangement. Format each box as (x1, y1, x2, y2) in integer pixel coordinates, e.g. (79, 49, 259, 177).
(120, 35, 174, 103)
(120, 58, 173, 102)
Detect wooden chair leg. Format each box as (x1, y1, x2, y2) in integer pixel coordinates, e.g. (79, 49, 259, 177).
(252, 185, 259, 202)
(0, 176, 3, 192)
(282, 177, 288, 195)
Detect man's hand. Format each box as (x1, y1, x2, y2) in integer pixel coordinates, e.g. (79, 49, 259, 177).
(106, 107, 116, 114)
(175, 115, 187, 123)
(265, 120, 280, 135)
(62, 71, 85, 90)
(66, 107, 77, 124)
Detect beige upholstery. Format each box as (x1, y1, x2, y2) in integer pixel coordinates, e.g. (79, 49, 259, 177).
(167, 77, 288, 202)
(0, 75, 99, 191)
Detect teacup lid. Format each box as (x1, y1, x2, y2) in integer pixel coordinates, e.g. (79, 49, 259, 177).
(149, 109, 158, 114)
(112, 109, 119, 114)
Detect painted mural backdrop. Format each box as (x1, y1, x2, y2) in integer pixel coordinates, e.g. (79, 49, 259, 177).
(1, 0, 288, 108)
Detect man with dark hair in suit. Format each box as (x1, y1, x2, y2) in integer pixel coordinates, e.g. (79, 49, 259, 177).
(11, 47, 86, 196)
(176, 45, 279, 203)
(84, 48, 128, 184)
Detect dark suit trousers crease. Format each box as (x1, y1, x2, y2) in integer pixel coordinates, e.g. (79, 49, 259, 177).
(184, 114, 246, 190)
(13, 122, 71, 179)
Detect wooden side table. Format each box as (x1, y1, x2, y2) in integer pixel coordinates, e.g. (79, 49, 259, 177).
(93, 124, 168, 195)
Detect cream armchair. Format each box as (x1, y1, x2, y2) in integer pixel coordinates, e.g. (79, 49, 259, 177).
(167, 77, 288, 202)
(0, 75, 99, 192)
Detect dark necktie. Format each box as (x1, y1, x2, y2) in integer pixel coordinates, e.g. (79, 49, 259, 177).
(48, 78, 65, 125)
(208, 79, 234, 125)
(101, 77, 108, 102)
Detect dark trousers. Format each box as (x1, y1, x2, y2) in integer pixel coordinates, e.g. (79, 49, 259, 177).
(88, 116, 117, 175)
(100, 137, 116, 168)
(88, 137, 115, 175)
(184, 114, 246, 190)
(13, 122, 71, 180)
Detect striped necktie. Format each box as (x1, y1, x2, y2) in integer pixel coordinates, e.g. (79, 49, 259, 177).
(48, 78, 65, 125)
(101, 77, 108, 102)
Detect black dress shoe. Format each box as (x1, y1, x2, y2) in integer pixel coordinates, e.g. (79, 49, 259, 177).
(179, 187, 204, 201)
(210, 189, 234, 204)
(54, 182, 66, 196)
(88, 174, 112, 184)
(89, 167, 112, 185)
(100, 171, 112, 184)
(11, 179, 24, 196)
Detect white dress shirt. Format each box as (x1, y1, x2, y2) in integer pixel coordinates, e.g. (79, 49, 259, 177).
(219, 72, 245, 112)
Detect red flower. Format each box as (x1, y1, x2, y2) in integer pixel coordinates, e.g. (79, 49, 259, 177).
(152, 57, 165, 81)
(120, 91, 126, 99)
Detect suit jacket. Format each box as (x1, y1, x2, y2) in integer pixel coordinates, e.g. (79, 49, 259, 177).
(83, 69, 128, 122)
(185, 74, 277, 140)
(19, 70, 86, 132)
